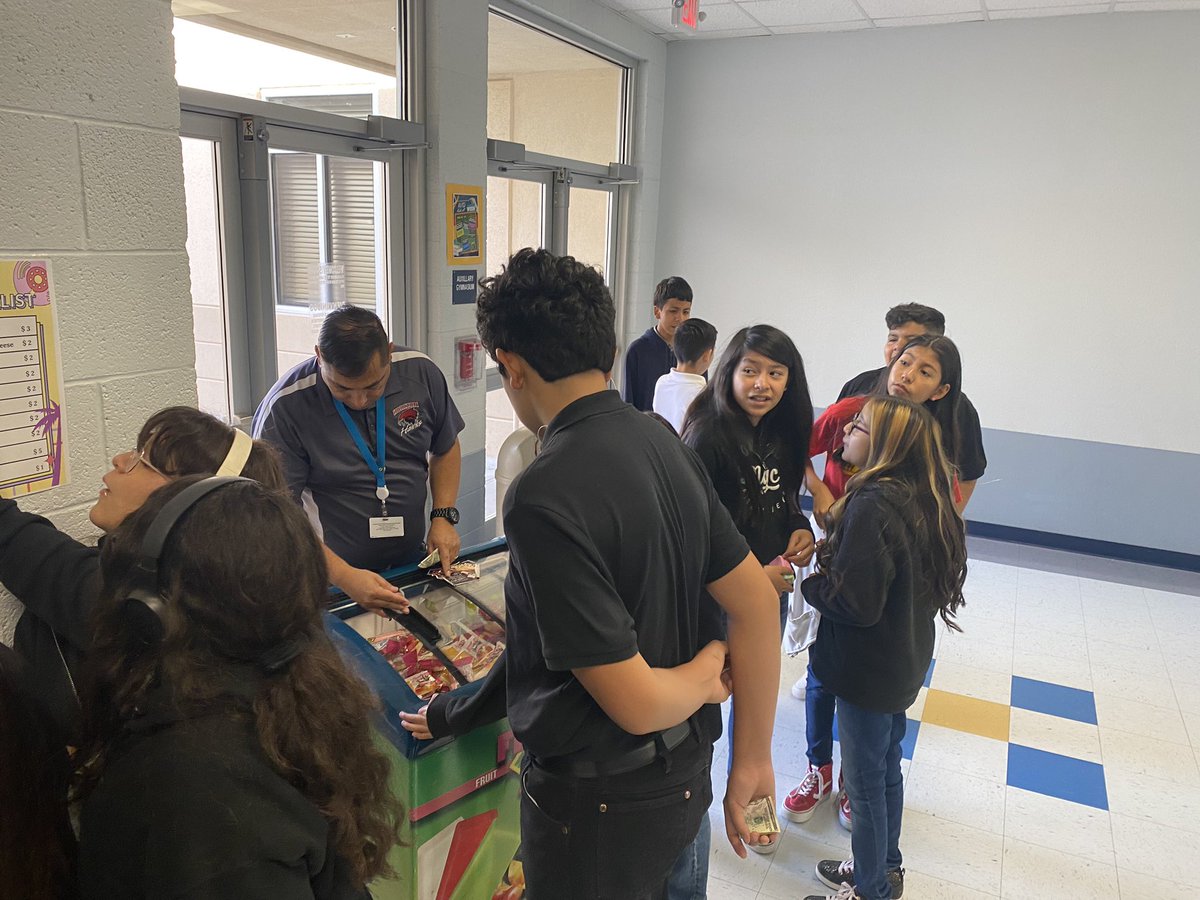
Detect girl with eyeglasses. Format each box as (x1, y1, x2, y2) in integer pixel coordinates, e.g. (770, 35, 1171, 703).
(0, 406, 285, 746)
(785, 333, 966, 832)
(800, 395, 967, 900)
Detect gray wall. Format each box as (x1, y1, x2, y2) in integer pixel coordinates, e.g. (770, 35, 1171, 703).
(656, 13, 1200, 555)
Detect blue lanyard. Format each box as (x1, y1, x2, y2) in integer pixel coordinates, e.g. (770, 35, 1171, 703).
(334, 399, 388, 508)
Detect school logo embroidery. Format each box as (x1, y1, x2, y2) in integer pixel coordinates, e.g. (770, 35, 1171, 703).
(392, 401, 423, 436)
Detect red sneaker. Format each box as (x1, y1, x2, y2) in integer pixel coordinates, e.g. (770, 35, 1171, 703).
(838, 786, 852, 831)
(783, 763, 833, 823)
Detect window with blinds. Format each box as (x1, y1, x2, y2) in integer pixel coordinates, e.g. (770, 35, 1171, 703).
(270, 151, 382, 310)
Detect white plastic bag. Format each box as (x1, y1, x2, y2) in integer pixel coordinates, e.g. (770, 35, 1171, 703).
(782, 513, 823, 655)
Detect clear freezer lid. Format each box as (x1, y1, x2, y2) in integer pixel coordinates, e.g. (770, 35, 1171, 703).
(343, 609, 460, 701)
(405, 579, 505, 684)
(451, 550, 509, 622)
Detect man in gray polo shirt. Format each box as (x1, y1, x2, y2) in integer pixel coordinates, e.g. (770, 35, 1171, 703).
(252, 306, 465, 610)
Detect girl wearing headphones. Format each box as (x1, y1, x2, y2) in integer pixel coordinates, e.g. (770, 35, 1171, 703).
(74, 476, 402, 898)
(0, 406, 284, 745)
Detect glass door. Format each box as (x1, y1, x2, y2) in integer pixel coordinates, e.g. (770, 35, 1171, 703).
(483, 170, 549, 520)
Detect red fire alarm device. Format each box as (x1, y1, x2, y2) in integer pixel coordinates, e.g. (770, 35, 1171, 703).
(672, 0, 700, 30)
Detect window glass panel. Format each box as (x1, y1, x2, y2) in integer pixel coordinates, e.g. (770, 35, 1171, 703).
(328, 156, 382, 308)
(271, 152, 321, 306)
(487, 14, 625, 166)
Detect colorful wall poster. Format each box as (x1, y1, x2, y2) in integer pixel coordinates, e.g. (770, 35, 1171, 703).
(0, 260, 68, 498)
(445, 184, 484, 266)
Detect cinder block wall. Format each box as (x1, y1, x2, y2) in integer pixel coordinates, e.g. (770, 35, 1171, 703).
(0, 0, 196, 641)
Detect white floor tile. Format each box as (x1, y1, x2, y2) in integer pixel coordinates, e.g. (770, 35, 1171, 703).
(1111, 812, 1200, 887)
(934, 635, 1015, 674)
(754, 827, 844, 899)
(1087, 636, 1167, 678)
(1105, 767, 1200, 836)
(1093, 692, 1189, 745)
(1172, 678, 1200, 717)
(1003, 786, 1114, 865)
(907, 685, 929, 720)
(1117, 868, 1197, 900)
(929, 660, 1013, 705)
(902, 868, 1000, 898)
(1088, 662, 1173, 706)
(705, 875, 760, 900)
(911, 723, 1009, 784)
(905, 760, 1006, 834)
(1010, 649, 1093, 691)
(1083, 616, 1158, 646)
(1007, 707, 1102, 764)
(1078, 577, 1149, 604)
(1098, 727, 1200, 785)
(1184, 711, 1200, 748)
(1012, 625, 1089, 660)
(1000, 836, 1119, 898)
(899, 808, 1004, 895)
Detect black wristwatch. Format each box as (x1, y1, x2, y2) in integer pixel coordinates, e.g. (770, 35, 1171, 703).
(430, 506, 460, 525)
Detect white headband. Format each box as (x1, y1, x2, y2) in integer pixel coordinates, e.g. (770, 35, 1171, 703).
(216, 429, 253, 477)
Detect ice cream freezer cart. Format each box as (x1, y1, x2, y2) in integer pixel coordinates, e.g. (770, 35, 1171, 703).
(325, 539, 525, 900)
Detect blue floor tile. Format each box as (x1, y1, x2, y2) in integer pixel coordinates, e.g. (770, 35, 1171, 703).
(901, 718, 920, 760)
(1007, 743, 1108, 810)
(1010, 675, 1097, 725)
(924, 659, 936, 689)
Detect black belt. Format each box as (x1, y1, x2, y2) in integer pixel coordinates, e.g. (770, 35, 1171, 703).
(535, 720, 694, 779)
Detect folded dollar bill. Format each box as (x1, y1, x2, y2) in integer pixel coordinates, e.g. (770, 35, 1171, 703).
(745, 796, 780, 835)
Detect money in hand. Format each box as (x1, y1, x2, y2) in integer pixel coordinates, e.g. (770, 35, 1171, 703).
(744, 796, 780, 835)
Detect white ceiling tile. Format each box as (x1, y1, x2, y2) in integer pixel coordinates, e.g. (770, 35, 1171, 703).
(875, 10, 988, 23)
(987, 0, 1106, 10)
(859, 0, 983, 16)
(770, 20, 876, 31)
(736, 0, 867, 26)
(1114, 0, 1200, 8)
(989, 4, 1109, 16)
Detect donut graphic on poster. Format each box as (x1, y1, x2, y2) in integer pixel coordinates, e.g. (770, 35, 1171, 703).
(14, 260, 51, 306)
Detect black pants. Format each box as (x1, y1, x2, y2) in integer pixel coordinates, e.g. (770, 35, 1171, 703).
(519, 735, 713, 900)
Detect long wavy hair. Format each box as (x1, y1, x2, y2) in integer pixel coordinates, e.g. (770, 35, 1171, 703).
(681, 325, 813, 528)
(883, 334, 963, 473)
(818, 396, 967, 631)
(74, 477, 402, 885)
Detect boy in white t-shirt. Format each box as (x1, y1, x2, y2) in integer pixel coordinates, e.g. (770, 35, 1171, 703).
(652, 318, 717, 433)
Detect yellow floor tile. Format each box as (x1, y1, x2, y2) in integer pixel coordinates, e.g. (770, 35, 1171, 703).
(921, 688, 1011, 742)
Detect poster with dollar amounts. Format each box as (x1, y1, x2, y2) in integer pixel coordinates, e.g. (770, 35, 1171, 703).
(0, 259, 68, 497)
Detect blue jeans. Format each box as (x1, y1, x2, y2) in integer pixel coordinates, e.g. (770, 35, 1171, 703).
(836, 698, 905, 900)
(805, 662, 836, 768)
(664, 814, 710, 900)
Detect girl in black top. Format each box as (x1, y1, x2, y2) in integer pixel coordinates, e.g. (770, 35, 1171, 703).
(802, 396, 967, 900)
(682, 324, 816, 856)
(74, 477, 404, 899)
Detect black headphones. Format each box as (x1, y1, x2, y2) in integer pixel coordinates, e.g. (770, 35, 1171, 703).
(123, 476, 251, 642)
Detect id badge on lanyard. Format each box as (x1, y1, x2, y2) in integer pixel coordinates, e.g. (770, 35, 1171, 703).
(334, 398, 404, 539)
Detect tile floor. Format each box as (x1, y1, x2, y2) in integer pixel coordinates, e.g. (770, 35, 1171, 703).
(704, 536, 1200, 899)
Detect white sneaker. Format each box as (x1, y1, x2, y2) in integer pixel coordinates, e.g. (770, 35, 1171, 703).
(791, 677, 806, 700)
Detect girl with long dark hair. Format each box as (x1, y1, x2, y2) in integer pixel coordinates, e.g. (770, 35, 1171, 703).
(74, 477, 403, 898)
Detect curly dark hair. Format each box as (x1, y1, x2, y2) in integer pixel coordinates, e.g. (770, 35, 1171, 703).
(74, 477, 403, 886)
(476, 248, 616, 382)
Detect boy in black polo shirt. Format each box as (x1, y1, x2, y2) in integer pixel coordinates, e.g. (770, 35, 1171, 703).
(476, 249, 783, 900)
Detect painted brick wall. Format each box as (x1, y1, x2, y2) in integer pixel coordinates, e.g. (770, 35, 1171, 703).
(0, 0, 196, 641)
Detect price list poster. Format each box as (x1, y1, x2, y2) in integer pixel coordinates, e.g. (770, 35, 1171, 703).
(0, 260, 67, 498)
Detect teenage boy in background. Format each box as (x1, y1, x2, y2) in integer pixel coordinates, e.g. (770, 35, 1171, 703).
(622, 275, 693, 411)
(476, 249, 782, 900)
(839, 302, 986, 507)
(653, 318, 717, 434)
